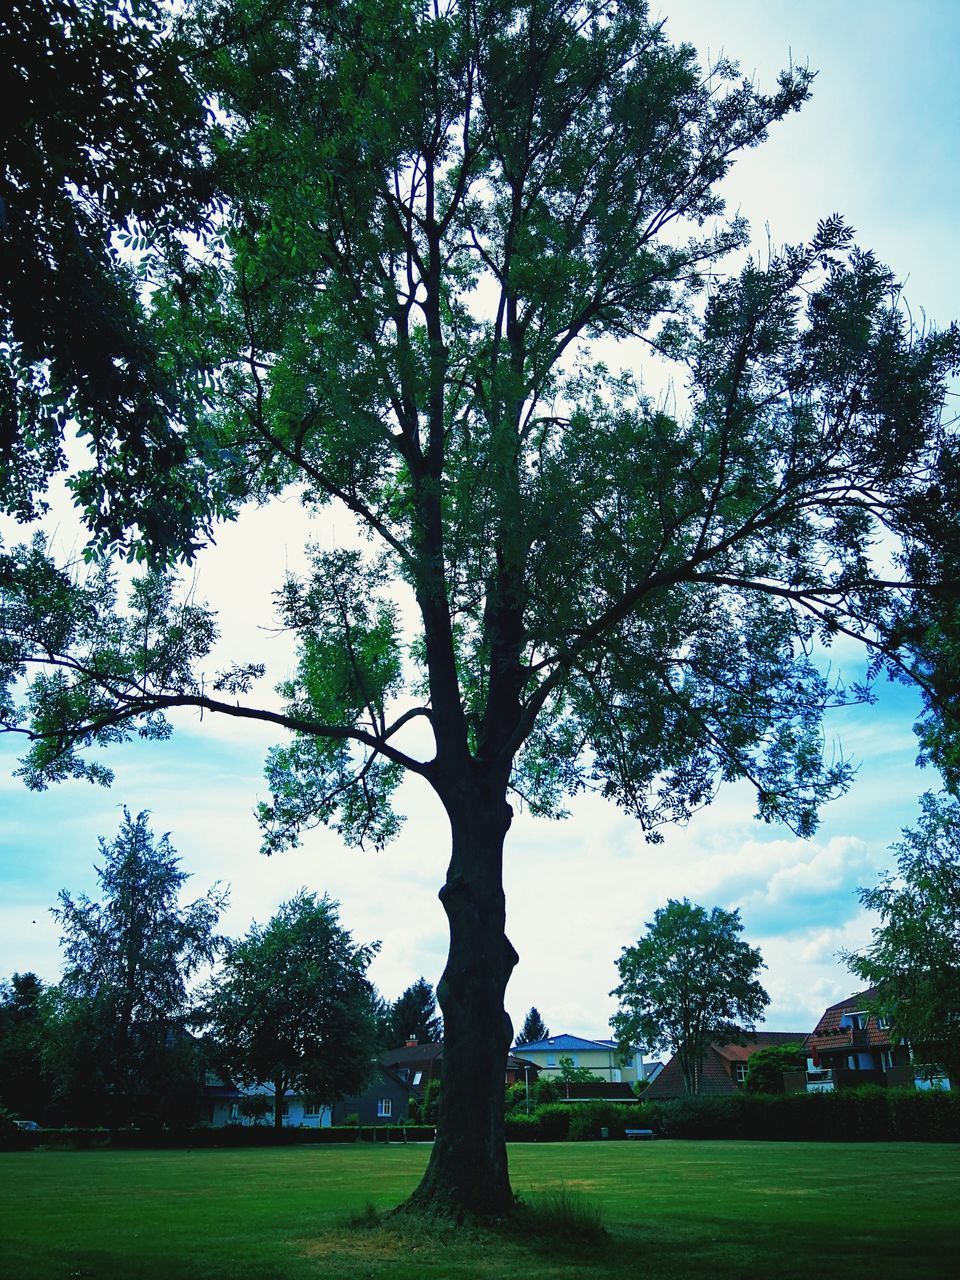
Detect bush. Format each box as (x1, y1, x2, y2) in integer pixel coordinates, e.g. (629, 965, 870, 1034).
(505, 1103, 570, 1141)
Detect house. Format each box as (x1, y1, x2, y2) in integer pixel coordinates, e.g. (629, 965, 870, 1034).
(380, 1040, 444, 1093)
(204, 1078, 333, 1127)
(805, 988, 950, 1092)
(330, 1064, 419, 1125)
(510, 1033, 646, 1083)
(381, 1039, 539, 1087)
(643, 1031, 810, 1099)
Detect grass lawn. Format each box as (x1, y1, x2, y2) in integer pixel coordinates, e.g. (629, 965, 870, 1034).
(1, 1140, 957, 1280)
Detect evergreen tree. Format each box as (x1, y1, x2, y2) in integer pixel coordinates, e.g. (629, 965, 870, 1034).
(390, 978, 443, 1045)
(515, 1007, 548, 1046)
(52, 810, 226, 1122)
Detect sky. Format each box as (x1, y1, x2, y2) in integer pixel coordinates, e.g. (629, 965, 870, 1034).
(2, 2, 959, 1049)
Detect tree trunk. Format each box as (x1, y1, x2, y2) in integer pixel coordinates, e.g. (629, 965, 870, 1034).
(274, 1078, 284, 1130)
(405, 782, 518, 1220)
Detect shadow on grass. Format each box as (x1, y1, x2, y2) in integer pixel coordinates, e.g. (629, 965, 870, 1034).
(332, 1183, 611, 1265)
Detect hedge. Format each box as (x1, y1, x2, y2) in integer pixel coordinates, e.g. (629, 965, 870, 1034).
(502, 1090, 959, 1143)
(637, 1088, 960, 1142)
(5, 1090, 958, 1151)
(1, 1124, 437, 1152)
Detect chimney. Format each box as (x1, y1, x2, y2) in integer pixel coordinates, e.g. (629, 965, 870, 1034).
(405, 1037, 418, 1049)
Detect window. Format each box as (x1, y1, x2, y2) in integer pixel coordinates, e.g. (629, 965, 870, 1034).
(230, 1102, 240, 1122)
(848, 1012, 867, 1031)
(877, 1014, 890, 1030)
(734, 1063, 748, 1084)
(412, 1071, 423, 1087)
(881, 1050, 895, 1071)
(304, 1103, 321, 1117)
(847, 1055, 859, 1070)
(377, 1098, 392, 1119)
(282, 1101, 290, 1116)
(547, 1057, 556, 1067)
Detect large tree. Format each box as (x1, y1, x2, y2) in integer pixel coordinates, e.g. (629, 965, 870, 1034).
(2, 0, 959, 1215)
(612, 899, 769, 1094)
(204, 891, 380, 1128)
(844, 792, 960, 1081)
(52, 809, 226, 1122)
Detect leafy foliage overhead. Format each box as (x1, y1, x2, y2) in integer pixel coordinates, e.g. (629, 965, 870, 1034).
(1, 0, 225, 559)
(3, 0, 957, 847)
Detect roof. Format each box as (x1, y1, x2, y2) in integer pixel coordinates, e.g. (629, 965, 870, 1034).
(506, 1054, 539, 1071)
(810, 987, 891, 1054)
(511, 1034, 623, 1054)
(381, 1043, 444, 1067)
(713, 1033, 808, 1064)
(643, 1033, 809, 1100)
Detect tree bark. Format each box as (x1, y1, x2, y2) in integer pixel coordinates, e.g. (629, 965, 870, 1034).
(405, 778, 518, 1220)
(274, 1078, 284, 1130)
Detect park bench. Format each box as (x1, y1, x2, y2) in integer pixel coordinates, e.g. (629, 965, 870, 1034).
(625, 1128, 654, 1140)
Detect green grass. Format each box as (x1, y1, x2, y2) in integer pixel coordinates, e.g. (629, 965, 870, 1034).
(1, 1141, 957, 1279)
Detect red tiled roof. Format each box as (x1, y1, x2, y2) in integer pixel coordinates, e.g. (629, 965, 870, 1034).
(809, 988, 891, 1055)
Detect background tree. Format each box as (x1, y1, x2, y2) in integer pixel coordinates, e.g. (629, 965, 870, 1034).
(515, 1007, 549, 1046)
(743, 1043, 807, 1094)
(0, 973, 52, 1122)
(51, 810, 226, 1124)
(389, 977, 443, 1046)
(612, 899, 769, 1095)
(844, 792, 960, 1081)
(2, 0, 959, 1216)
(204, 892, 379, 1129)
(556, 1054, 596, 1094)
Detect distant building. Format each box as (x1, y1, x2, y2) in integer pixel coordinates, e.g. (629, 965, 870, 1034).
(509, 1033, 647, 1083)
(643, 1031, 809, 1099)
(806, 988, 950, 1092)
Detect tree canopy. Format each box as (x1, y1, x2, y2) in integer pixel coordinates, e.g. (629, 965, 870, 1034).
(743, 1042, 806, 1094)
(1, 0, 959, 1216)
(612, 898, 769, 1094)
(204, 891, 380, 1128)
(844, 792, 960, 1081)
(0, 0, 220, 554)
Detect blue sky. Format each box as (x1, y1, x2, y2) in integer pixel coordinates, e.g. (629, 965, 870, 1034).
(2, 2, 959, 1047)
